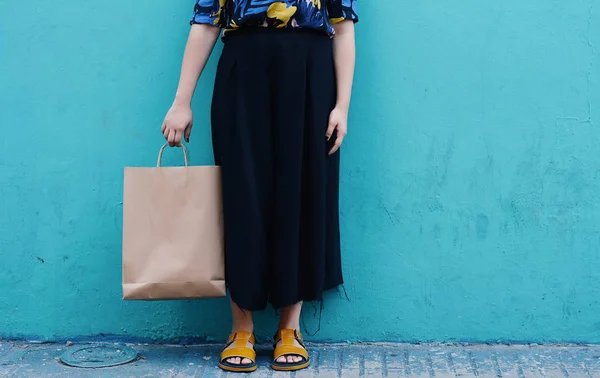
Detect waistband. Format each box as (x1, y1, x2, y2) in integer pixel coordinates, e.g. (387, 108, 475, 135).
(223, 26, 329, 41)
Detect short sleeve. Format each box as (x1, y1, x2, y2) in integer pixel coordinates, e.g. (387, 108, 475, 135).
(190, 0, 226, 27)
(327, 0, 358, 25)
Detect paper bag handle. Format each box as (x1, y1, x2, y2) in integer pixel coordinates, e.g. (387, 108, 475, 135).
(157, 143, 189, 167)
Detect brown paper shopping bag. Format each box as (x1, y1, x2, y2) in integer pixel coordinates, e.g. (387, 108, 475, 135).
(122, 143, 226, 300)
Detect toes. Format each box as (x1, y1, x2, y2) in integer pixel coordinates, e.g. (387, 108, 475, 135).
(226, 356, 252, 366)
(277, 354, 304, 364)
(286, 355, 302, 363)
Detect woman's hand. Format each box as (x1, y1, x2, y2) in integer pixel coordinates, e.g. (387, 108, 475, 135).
(326, 106, 348, 155)
(162, 103, 193, 146)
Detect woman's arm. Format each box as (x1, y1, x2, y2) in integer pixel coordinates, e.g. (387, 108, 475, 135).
(162, 24, 220, 146)
(327, 20, 356, 155)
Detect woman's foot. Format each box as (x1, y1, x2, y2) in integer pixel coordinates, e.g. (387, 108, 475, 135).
(272, 329, 310, 371)
(219, 331, 257, 372)
(273, 302, 309, 368)
(223, 298, 254, 366)
(222, 333, 254, 365)
(274, 334, 305, 364)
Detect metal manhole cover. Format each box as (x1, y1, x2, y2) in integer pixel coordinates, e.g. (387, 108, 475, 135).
(59, 344, 138, 368)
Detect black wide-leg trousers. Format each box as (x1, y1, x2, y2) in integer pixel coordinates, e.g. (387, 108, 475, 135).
(211, 28, 343, 311)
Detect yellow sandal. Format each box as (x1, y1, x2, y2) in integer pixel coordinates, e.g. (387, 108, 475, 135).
(271, 329, 310, 371)
(218, 331, 258, 373)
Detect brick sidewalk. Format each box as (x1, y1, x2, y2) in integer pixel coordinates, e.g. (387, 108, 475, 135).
(2, 341, 600, 377)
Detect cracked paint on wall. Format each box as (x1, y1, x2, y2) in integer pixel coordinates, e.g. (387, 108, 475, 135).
(0, 1, 599, 343)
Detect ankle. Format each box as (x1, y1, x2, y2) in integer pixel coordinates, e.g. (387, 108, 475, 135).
(277, 302, 302, 332)
(232, 319, 254, 334)
(232, 325, 254, 334)
(278, 322, 300, 331)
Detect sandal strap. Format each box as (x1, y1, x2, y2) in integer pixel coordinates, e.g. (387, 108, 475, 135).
(221, 332, 257, 363)
(273, 329, 308, 360)
(274, 344, 308, 361)
(273, 329, 305, 346)
(227, 331, 256, 345)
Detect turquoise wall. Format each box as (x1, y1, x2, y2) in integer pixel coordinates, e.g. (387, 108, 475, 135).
(1, 0, 599, 343)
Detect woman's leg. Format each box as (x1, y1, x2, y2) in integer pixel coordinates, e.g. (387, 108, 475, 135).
(211, 34, 274, 313)
(211, 34, 270, 366)
(223, 298, 254, 365)
(276, 302, 304, 364)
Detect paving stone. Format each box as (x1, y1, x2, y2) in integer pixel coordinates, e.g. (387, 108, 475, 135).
(2, 342, 599, 377)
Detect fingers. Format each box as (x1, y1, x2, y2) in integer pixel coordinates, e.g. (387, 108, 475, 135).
(165, 128, 184, 147)
(325, 120, 336, 141)
(167, 129, 176, 146)
(163, 124, 191, 144)
(184, 124, 192, 143)
(329, 132, 345, 155)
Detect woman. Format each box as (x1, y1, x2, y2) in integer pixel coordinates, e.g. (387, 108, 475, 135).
(161, 0, 357, 372)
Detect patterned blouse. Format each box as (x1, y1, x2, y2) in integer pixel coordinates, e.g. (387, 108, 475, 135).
(191, 0, 358, 37)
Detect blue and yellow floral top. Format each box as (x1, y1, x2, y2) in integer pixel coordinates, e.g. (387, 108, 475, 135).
(191, 0, 358, 37)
